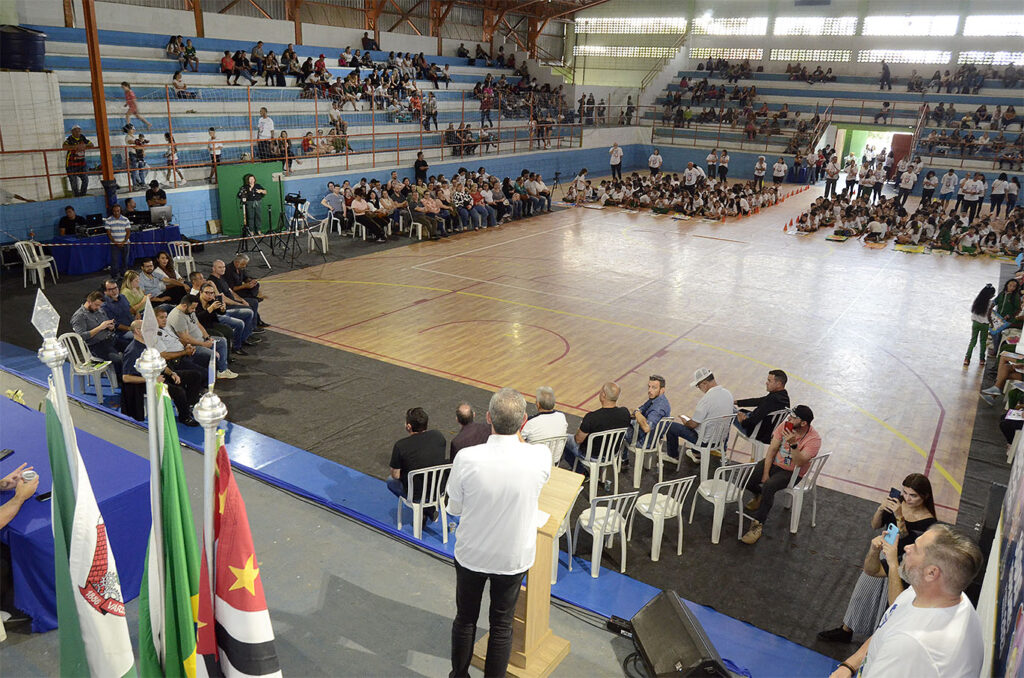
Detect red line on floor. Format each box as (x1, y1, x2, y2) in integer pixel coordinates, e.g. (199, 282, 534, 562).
(418, 319, 572, 365)
(273, 326, 591, 414)
(314, 281, 481, 337)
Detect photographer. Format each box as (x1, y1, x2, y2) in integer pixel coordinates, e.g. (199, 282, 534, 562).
(237, 173, 267, 233)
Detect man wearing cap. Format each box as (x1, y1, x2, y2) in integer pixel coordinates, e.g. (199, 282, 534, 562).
(145, 180, 167, 208)
(664, 368, 733, 462)
(63, 125, 93, 196)
(740, 405, 821, 544)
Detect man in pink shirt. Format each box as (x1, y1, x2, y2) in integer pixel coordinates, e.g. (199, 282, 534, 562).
(741, 404, 821, 544)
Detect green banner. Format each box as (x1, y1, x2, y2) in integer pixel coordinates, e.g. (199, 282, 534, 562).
(216, 161, 283, 236)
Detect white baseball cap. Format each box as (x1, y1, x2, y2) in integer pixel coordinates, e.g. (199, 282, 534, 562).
(690, 367, 713, 387)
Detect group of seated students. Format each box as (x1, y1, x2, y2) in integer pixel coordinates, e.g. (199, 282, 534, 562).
(660, 84, 818, 144)
(317, 166, 555, 243)
(794, 165, 1024, 254)
(66, 253, 269, 426)
(564, 166, 780, 220)
(917, 63, 1023, 93)
(784, 62, 838, 85)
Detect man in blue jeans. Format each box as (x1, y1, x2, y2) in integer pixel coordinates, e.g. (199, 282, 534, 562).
(445, 389, 551, 678)
(664, 367, 734, 462)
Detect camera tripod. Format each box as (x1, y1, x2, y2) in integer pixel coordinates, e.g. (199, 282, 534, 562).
(271, 203, 316, 268)
(236, 198, 271, 269)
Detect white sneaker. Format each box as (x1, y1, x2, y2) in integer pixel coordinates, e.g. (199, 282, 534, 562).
(217, 369, 238, 379)
(179, 178, 187, 185)
(982, 385, 1002, 396)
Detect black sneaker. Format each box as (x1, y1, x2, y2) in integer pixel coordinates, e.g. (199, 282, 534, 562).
(817, 627, 853, 643)
(235, 347, 249, 356)
(253, 327, 266, 334)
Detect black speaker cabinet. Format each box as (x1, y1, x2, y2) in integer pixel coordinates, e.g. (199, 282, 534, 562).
(631, 591, 730, 677)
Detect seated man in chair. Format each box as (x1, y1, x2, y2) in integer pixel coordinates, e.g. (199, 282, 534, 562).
(740, 405, 821, 545)
(560, 382, 630, 472)
(387, 407, 447, 525)
(120, 320, 201, 426)
(663, 368, 733, 462)
(734, 369, 791, 445)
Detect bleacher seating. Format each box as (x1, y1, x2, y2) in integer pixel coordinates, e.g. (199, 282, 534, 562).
(31, 25, 571, 188)
(646, 68, 1024, 163)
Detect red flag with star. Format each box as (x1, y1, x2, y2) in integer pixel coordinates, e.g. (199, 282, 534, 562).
(196, 436, 280, 678)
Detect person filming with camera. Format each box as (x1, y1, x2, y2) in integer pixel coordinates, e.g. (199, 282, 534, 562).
(237, 173, 267, 233)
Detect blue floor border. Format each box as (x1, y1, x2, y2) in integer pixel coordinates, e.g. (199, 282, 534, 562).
(0, 341, 835, 677)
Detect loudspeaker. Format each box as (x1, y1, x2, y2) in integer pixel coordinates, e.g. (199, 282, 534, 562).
(631, 591, 730, 677)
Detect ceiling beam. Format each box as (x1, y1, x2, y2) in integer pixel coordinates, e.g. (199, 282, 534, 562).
(387, 0, 426, 33)
(247, 0, 271, 20)
(218, 0, 243, 13)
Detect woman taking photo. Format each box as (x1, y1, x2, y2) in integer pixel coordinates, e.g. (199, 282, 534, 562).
(154, 251, 188, 304)
(818, 473, 937, 644)
(120, 270, 149, 316)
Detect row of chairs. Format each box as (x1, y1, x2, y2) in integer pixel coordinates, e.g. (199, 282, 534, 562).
(393, 411, 831, 579)
(13, 239, 196, 290)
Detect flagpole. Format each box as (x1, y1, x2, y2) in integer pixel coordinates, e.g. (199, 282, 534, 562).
(137, 301, 167, 661)
(193, 387, 226, 609)
(31, 291, 80, 495)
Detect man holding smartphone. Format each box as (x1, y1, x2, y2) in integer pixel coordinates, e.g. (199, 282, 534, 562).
(740, 405, 821, 545)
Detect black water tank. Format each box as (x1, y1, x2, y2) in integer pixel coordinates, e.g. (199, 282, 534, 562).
(0, 25, 47, 71)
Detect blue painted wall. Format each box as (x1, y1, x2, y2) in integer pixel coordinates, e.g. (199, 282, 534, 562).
(2, 145, 651, 243)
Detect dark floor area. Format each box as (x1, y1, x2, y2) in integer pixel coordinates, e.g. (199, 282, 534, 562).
(0, 234, 1011, 662)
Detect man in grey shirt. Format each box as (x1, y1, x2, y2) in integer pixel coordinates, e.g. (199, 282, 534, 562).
(166, 294, 237, 379)
(70, 290, 123, 381)
(320, 182, 349, 233)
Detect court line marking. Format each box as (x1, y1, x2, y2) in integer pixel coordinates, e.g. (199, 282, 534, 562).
(263, 277, 963, 495)
(418, 320, 572, 365)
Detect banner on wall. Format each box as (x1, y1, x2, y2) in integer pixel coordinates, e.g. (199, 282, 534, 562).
(996, 440, 1024, 676)
(215, 162, 283, 237)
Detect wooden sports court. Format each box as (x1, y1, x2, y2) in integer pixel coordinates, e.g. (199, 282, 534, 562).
(260, 188, 999, 520)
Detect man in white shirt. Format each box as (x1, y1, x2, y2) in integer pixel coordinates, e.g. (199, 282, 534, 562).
(648, 148, 663, 176)
(897, 169, 918, 206)
(521, 385, 568, 447)
(609, 142, 623, 180)
(446, 388, 551, 678)
(753, 156, 767, 190)
(256, 106, 275, 160)
(824, 156, 840, 198)
(705, 150, 718, 178)
(961, 172, 985, 223)
(664, 367, 734, 462)
(830, 524, 983, 678)
(939, 169, 958, 209)
(683, 162, 700, 193)
(717, 150, 730, 181)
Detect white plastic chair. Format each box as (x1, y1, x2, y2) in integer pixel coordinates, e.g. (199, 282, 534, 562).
(58, 332, 118, 405)
(572, 427, 629, 503)
(659, 413, 735, 484)
(573, 491, 639, 578)
(15, 241, 58, 289)
(308, 217, 329, 254)
(777, 453, 831, 534)
(552, 485, 584, 584)
(327, 210, 345, 235)
(531, 434, 571, 466)
(168, 241, 195, 278)
(397, 463, 452, 542)
(689, 461, 757, 544)
(628, 475, 696, 561)
(732, 408, 789, 462)
(626, 417, 674, 489)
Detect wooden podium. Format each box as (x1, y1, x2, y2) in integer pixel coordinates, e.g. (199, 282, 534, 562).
(471, 467, 584, 678)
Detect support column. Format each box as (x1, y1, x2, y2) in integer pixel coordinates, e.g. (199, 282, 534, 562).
(287, 0, 303, 45)
(192, 0, 205, 38)
(81, 0, 115, 210)
(63, 0, 74, 27)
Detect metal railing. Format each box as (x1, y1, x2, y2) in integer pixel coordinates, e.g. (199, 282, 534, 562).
(0, 86, 584, 200)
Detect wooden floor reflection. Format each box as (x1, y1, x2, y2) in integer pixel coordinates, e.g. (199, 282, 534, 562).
(261, 192, 1000, 520)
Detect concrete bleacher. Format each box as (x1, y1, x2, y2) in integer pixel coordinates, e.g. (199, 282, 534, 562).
(646, 68, 1024, 155)
(32, 25, 550, 186)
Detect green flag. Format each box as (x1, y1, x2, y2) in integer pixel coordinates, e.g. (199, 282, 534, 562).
(139, 384, 200, 677)
(45, 388, 136, 677)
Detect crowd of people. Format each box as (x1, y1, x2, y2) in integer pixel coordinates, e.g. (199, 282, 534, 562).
(318, 162, 557, 243)
(65, 251, 270, 426)
(789, 145, 1023, 253)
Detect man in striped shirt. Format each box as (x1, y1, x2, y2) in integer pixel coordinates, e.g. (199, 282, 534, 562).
(104, 203, 132, 279)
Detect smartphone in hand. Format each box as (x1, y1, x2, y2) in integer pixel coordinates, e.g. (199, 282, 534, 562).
(889, 487, 903, 501)
(884, 523, 900, 545)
